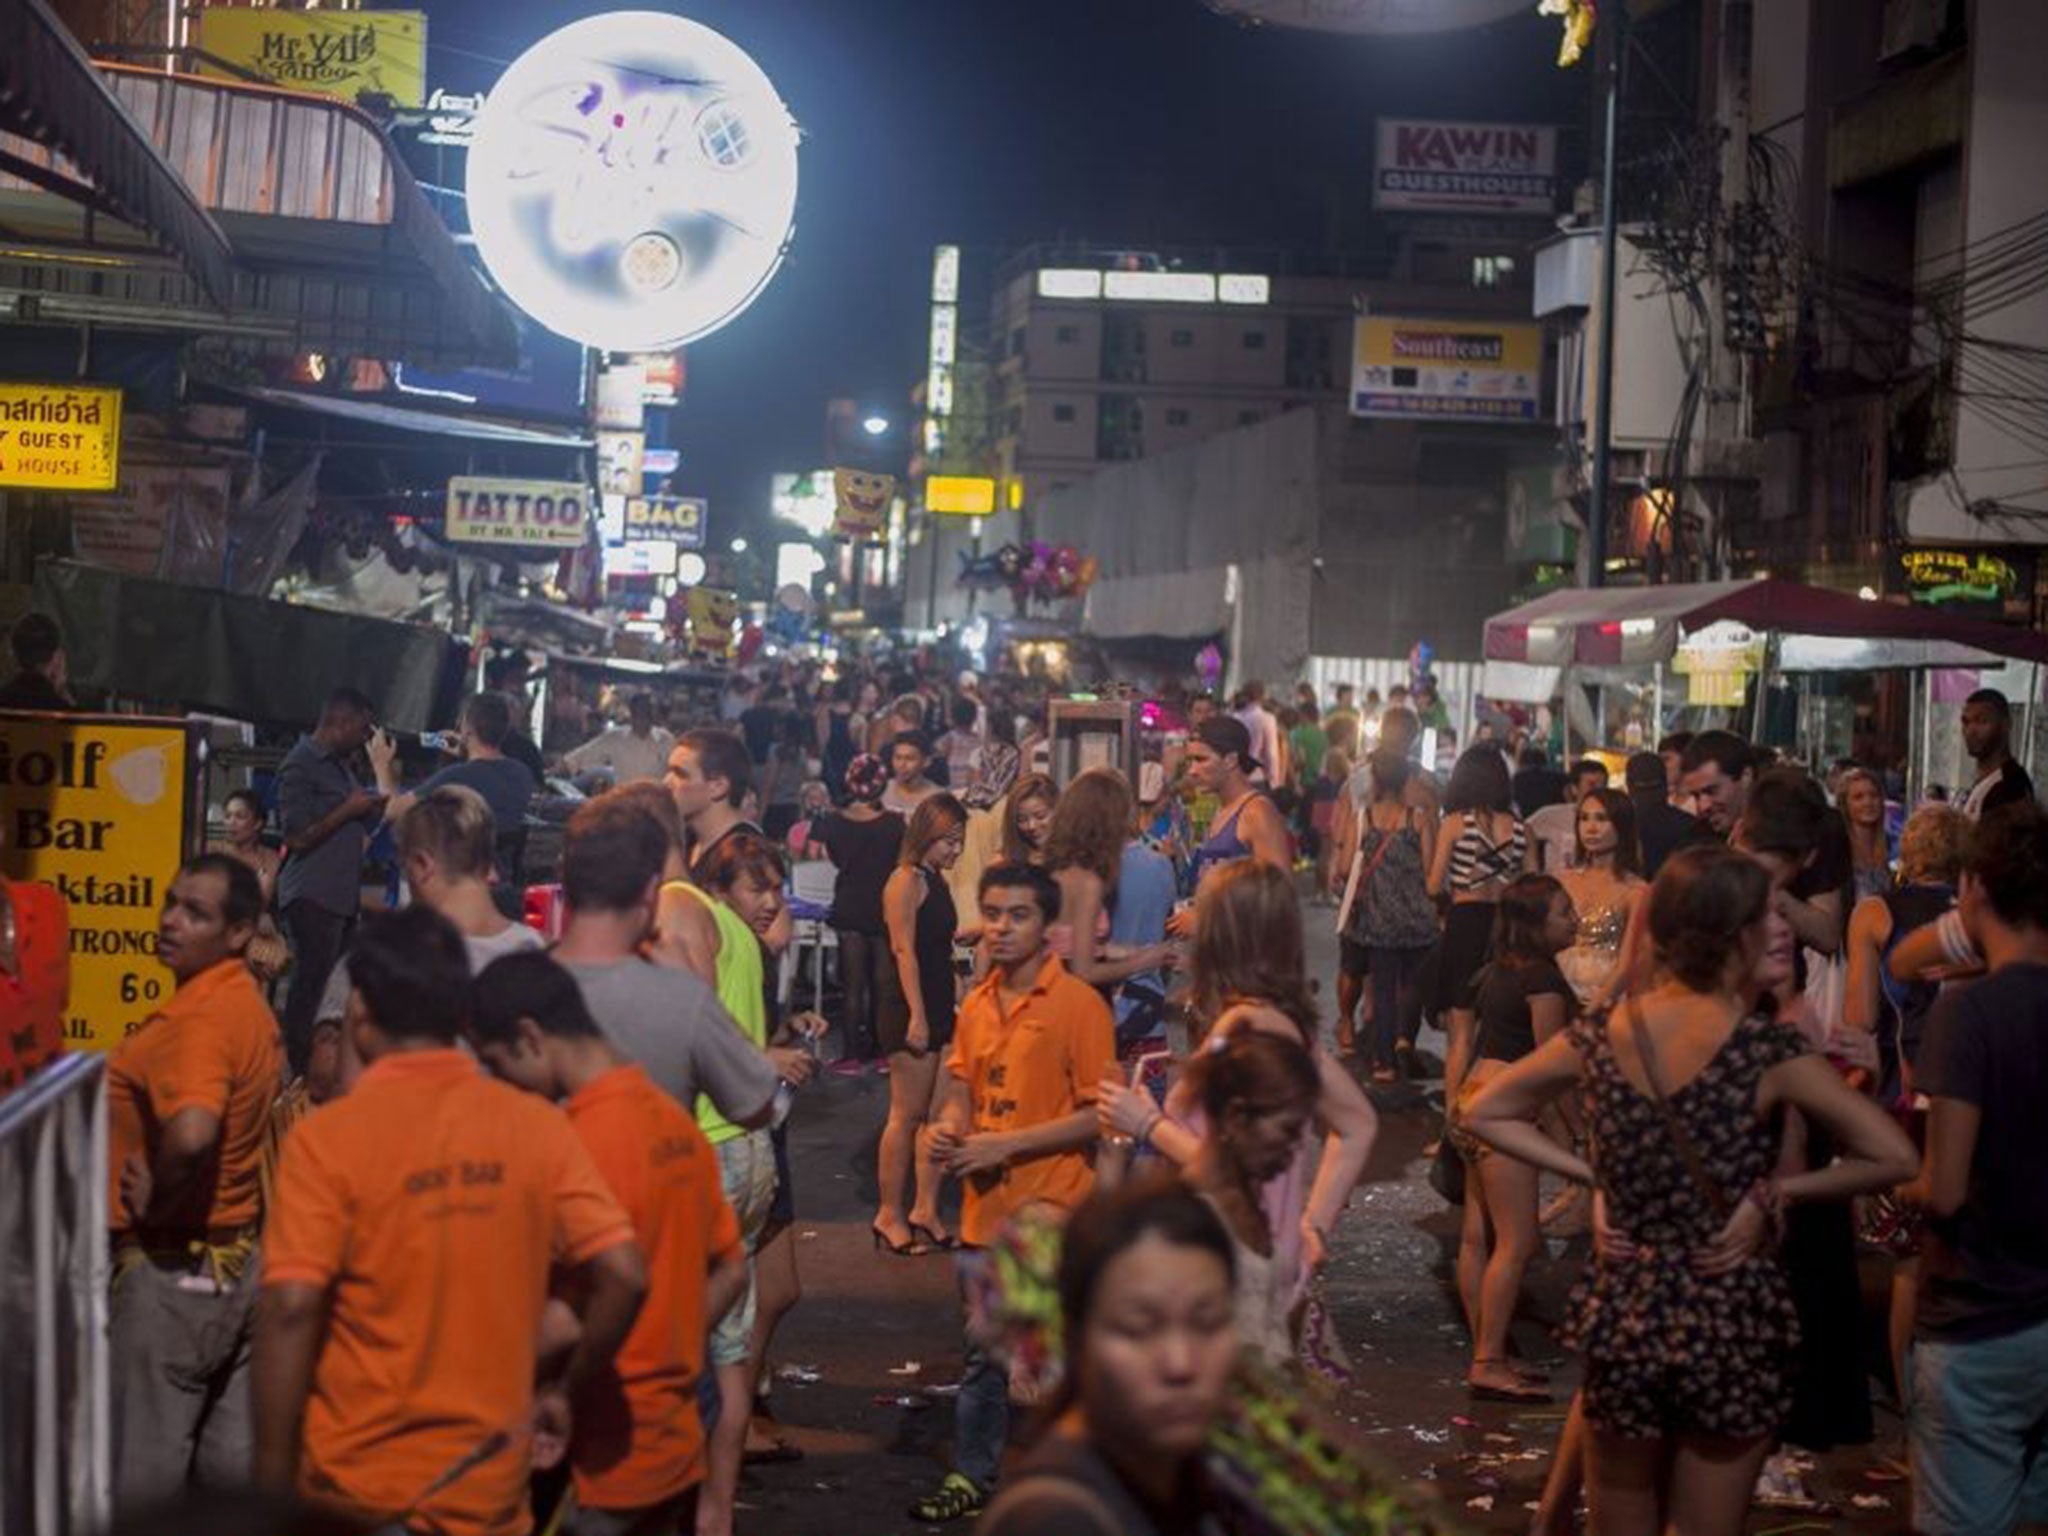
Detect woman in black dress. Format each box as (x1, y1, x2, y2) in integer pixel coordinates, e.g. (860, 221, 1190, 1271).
(811, 755, 904, 1065)
(1449, 874, 1577, 1401)
(873, 793, 966, 1254)
(1466, 846, 1915, 1536)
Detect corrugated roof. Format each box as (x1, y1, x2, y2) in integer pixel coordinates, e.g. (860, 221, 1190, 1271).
(0, 0, 235, 304)
(229, 385, 593, 446)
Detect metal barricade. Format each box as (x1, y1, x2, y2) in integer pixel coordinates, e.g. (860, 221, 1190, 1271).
(0, 1054, 110, 1536)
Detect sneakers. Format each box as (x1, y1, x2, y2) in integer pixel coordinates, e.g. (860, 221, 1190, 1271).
(908, 1472, 987, 1522)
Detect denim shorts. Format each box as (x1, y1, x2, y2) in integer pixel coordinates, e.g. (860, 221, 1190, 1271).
(1909, 1310, 2048, 1536)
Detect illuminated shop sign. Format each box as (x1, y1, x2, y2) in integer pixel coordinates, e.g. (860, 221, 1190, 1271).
(1898, 547, 2034, 616)
(466, 12, 800, 351)
(0, 383, 122, 491)
(198, 8, 427, 107)
(1374, 118, 1558, 216)
(1033, 270, 1269, 305)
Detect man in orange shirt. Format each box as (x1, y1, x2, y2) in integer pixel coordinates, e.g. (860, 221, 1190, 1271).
(107, 853, 283, 1507)
(912, 862, 1116, 1523)
(253, 908, 648, 1536)
(471, 950, 747, 1536)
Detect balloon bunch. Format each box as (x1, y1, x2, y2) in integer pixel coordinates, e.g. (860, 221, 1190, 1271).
(956, 542, 1099, 606)
(1195, 643, 1224, 691)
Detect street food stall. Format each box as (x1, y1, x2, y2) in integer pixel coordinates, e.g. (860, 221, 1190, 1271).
(1480, 578, 2048, 792)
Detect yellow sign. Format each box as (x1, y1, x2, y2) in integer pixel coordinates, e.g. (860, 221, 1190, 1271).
(0, 715, 193, 1053)
(1350, 317, 1542, 421)
(198, 8, 428, 108)
(446, 476, 590, 548)
(0, 383, 122, 491)
(926, 475, 998, 516)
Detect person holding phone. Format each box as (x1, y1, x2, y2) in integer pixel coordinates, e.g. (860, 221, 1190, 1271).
(275, 686, 384, 1076)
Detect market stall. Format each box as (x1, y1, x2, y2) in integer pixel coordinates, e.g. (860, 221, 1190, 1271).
(1480, 578, 2048, 787)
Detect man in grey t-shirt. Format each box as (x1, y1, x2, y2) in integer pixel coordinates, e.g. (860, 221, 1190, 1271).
(549, 793, 778, 1130)
(560, 958, 774, 1124)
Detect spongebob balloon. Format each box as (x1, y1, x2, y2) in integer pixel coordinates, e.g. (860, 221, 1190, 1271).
(832, 468, 895, 540)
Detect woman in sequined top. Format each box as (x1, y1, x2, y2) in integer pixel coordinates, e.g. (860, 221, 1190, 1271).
(1557, 788, 1648, 1009)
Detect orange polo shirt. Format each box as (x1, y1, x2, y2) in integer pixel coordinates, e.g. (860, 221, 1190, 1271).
(107, 957, 283, 1235)
(945, 953, 1116, 1246)
(263, 1050, 635, 1536)
(565, 1064, 741, 1511)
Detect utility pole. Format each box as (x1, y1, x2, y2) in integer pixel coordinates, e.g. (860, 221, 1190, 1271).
(1586, 3, 1630, 589)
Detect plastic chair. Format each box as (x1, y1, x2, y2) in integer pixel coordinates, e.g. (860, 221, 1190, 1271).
(780, 860, 839, 1010)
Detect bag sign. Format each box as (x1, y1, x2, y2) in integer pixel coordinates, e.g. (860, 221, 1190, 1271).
(623, 495, 706, 548)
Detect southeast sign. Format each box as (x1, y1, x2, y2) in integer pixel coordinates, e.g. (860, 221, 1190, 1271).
(0, 383, 122, 491)
(1374, 118, 1558, 216)
(445, 476, 590, 547)
(1350, 317, 1542, 422)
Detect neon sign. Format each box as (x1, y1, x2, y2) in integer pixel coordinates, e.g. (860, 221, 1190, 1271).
(466, 12, 800, 351)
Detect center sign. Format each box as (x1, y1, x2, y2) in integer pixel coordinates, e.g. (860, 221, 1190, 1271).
(465, 11, 800, 352)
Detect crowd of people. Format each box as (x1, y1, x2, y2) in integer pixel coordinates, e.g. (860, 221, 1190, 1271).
(63, 625, 2048, 1536)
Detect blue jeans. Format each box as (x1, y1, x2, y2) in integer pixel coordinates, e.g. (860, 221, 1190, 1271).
(1368, 944, 1428, 1070)
(1910, 1310, 2048, 1536)
(953, 1272, 1009, 1490)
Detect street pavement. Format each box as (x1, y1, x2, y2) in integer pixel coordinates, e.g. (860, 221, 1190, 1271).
(735, 904, 1915, 1536)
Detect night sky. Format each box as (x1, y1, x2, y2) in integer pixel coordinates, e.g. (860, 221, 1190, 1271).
(419, 0, 1588, 543)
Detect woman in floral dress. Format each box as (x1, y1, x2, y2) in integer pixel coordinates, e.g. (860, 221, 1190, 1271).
(1466, 845, 1915, 1536)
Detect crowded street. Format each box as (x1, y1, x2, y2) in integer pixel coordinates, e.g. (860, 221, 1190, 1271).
(6, 3, 2048, 1536)
(703, 904, 1919, 1536)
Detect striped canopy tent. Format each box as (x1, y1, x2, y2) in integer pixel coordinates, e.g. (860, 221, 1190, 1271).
(1481, 578, 2048, 704)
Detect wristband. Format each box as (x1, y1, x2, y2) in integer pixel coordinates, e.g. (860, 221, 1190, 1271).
(1137, 1110, 1164, 1147)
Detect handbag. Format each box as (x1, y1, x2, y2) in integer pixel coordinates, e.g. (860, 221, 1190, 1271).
(1337, 818, 1410, 946)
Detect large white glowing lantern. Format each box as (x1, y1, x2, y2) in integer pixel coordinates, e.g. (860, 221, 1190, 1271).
(466, 11, 799, 351)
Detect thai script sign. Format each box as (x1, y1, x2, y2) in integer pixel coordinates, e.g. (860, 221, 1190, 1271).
(0, 384, 122, 491)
